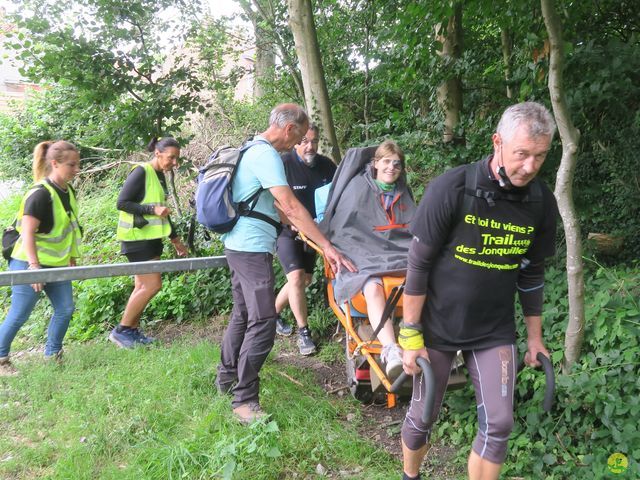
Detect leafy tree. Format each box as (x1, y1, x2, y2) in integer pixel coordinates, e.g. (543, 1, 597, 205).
(5, 0, 205, 151)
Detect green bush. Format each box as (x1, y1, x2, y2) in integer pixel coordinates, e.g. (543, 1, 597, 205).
(145, 267, 233, 325)
(69, 276, 134, 341)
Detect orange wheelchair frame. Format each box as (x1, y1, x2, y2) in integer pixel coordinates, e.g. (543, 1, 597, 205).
(300, 233, 410, 408)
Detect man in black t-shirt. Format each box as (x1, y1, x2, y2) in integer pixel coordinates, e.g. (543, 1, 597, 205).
(274, 125, 336, 355)
(399, 102, 559, 480)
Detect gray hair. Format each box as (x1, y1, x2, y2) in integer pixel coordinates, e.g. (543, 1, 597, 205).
(496, 102, 556, 142)
(269, 103, 308, 129)
(307, 123, 319, 135)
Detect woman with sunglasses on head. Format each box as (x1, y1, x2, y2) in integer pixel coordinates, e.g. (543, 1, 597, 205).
(109, 137, 188, 349)
(322, 139, 417, 380)
(0, 141, 82, 375)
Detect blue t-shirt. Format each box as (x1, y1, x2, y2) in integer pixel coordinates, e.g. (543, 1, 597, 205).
(222, 136, 288, 253)
(314, 182, 332, 222)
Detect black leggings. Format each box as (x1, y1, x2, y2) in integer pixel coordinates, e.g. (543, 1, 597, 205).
(401, 344, 516, 464)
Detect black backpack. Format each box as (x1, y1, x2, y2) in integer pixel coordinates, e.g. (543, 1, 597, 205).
(463, 161, 544, 225)
(2, 220, 18, 261)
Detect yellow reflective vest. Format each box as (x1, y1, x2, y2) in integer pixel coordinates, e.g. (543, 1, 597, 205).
(116, 162, 171, 241)
(12, 180, 82, 267)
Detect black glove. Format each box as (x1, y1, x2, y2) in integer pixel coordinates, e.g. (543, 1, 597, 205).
(133, 214, 149, 229)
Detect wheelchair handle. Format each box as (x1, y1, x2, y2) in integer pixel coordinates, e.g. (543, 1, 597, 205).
(518, 352, 555, 412)
(391, 356, 435, 424)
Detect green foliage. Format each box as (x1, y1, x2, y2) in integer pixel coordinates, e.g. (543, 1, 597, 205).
(5, 0, 205, 153)
(0, 191, 21, 225)
(435, 260, 640, 478)
(70, 276, 133, 341)
(146, 268, 233, 325)
(564, 38, 640, 258)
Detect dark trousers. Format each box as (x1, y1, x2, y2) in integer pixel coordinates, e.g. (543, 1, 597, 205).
(218, 249, 277, 407)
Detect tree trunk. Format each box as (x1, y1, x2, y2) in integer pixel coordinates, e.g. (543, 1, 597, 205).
(435, 3, 463, 144)
(287, 0, 341, 162)
(167, 170, 183, 217)
(239, 0, 276, 99)
(501, 28, 513, 99)
(362, 1, 376, 142)
(541, 0, 585, 374)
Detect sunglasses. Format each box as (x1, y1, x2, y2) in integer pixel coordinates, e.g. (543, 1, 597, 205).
(377, 158, 403, 170)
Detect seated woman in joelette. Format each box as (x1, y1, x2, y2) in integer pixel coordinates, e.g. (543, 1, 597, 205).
(321, 140, 416, 380)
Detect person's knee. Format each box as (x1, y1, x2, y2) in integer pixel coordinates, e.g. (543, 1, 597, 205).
(491, 411, 514, 438)
(141, 278, 162, 297)
(363, 281, 383, 301)
(57, 301, 75, 319)
(401, 420, 430, 451)
(149, 281, 163, 296)
(287, 270, 307, 289)
(474, 407, 513, 463)
(303, 273, 313, 287)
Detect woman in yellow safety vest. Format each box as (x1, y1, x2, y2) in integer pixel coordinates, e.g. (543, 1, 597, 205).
(109, 137, 188, 348)
(0, 140, 82, 376)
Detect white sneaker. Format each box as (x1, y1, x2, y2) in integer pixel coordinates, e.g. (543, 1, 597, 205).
(381, 343, 403, 381)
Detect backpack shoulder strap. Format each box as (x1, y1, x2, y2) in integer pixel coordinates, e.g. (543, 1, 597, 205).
(236, 138, 283, 234)
(463, 162, 485, 209)
(462, 161, 545, 228)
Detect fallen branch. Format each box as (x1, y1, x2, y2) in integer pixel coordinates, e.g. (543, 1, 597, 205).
(327, 385, 349, 394)
(79, 160, 139, 175)
(382, 419, 402, 428)
(79, 145, 125, 152)
(277, 371, 303, 387)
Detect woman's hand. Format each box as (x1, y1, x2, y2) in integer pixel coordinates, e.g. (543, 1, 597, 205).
(21, 215, 44, 292)
(153, 206, 171, 218)
(28, 263, 44, 292)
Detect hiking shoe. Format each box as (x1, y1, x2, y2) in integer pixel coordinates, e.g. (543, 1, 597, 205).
(233, 402, 268, 425)
(381, 343, 404, 381)
(108, 327, 144, 349)
(297, 328, 317, 356)
(275, 317, 293, 336)
(0, 356, 18, 377)
(134, 329, 155, 345)
(44, 350, 64, 364)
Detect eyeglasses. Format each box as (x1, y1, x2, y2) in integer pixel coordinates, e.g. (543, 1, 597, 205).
(376, 158, 403, 170)
(300, 137, 319, 146)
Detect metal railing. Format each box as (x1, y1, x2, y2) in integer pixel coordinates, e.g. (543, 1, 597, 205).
(0, 256, 228, 287)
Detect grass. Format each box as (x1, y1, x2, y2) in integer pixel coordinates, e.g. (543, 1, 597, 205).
(0, 337, 399, 479)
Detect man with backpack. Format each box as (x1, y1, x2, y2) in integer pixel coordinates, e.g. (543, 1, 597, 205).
(215, 103, 355, 424)
(274, 124, 337, 355)
(398, 102, 559, 480)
